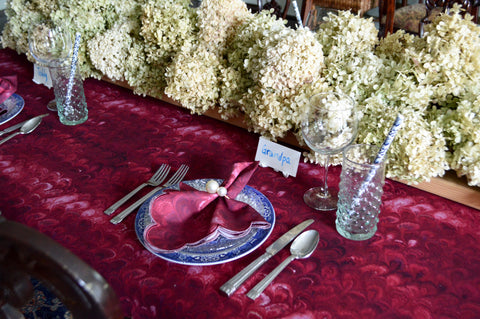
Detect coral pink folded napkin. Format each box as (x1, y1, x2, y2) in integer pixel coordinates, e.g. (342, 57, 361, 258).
(144, 162, 271, 253)
(0, 75, 17, 104)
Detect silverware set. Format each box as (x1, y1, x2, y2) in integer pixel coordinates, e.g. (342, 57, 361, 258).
(246, 229, 319, 300)
(220, 219, 317, 299)
(0, 113, 48, 145)
(104, 164, 171, 215)
(106, 164, 189, 224)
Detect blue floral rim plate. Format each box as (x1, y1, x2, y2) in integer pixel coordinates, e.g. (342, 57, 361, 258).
(0, 94, 25, 125)
(135, 179, 275, 266)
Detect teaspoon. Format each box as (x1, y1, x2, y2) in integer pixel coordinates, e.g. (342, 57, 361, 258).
(0, 116, 43, 145)
(247, 229, 320, 300)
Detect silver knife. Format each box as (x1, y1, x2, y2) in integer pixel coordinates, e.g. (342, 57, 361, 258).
(0, 113, 49, 136)
(219, 219, 315, 297)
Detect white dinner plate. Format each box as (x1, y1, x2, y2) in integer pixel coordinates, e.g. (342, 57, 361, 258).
(0, 94, 25, 125)
(135, 179, 275, 266)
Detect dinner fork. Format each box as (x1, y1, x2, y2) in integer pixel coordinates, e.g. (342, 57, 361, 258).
(104, 164, 171, 215)
(110, 164, 189, 224)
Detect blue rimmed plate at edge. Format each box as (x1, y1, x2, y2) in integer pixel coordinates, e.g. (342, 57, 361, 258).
(135, 179, 275, 266)
(0, 94, 25, 125)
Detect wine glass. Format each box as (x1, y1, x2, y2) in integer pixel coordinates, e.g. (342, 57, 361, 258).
(28, 20, 72, 111)
(301, 92, 358, 211)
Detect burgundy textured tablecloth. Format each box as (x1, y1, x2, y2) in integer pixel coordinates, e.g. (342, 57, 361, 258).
(0, 48, 479, 319)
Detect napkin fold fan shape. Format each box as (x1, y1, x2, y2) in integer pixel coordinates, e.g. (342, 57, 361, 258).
(144, 162, 271, 253)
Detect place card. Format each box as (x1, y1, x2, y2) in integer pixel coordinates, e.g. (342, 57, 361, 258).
(33, 64, 53, 88)
(255, 136, 301, 177)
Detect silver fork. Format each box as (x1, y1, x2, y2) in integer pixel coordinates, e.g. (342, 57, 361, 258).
(110, 164, 189, 224)
(104, 164, 171, 215)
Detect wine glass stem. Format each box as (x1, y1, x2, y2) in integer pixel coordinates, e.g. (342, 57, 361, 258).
(323, 155, 330, 197)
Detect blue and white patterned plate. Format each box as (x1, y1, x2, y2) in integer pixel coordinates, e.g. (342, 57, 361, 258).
(135, 179, 275, 266)
(0, 94, 25, 125)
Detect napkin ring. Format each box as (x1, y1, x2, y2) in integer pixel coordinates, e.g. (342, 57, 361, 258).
(206, 180, 230, 199)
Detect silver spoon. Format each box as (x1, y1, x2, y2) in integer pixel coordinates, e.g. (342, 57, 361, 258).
(0, 116, 43, 145)
(247, 229, 320, 300)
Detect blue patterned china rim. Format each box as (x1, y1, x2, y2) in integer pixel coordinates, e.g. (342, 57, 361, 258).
(135, 179, 275, 265)
(0, 94, 25, 125)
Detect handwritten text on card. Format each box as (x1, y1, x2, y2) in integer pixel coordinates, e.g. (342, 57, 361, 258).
(255, 137, 300, 177)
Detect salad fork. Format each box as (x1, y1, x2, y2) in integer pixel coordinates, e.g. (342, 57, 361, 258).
(104, 164, 171, 215)
(110, 164, 189, 224)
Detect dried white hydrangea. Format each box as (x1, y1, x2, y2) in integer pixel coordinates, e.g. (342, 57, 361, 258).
(316, 10, 382, 102)
(87, 20, 138, 81)
(436, 95, 480, 186)
(196, 0, 250, 55)
(239, 26, 324, 139)
(140, 0, 197, 67)
(165, 42, 221, 113)
(359, 95, 449, 183)
(132, 0, 198, 95)
(164, 0, 251, 114)
(3, 0, 142, 78)
(450, 142, 480, 186)
(1, 0, 56, 56)
(408, 7, 480, 103)
(123, 39, 166, 99)
(217, 65, 249, 119)
(3, 1, 480, 186)
(220, 10, 286, 112)
(50, 0, 141, 78)
(221, 11, 324, 139)
(361, 7, 480, 184)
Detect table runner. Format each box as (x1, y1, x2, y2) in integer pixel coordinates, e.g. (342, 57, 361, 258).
(0, 48, 479, 318)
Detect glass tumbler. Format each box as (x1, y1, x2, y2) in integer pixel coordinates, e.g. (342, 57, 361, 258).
(49, 66, 88, 125)
(335, 144, 386, 241)
(29, 20, 88, 125)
